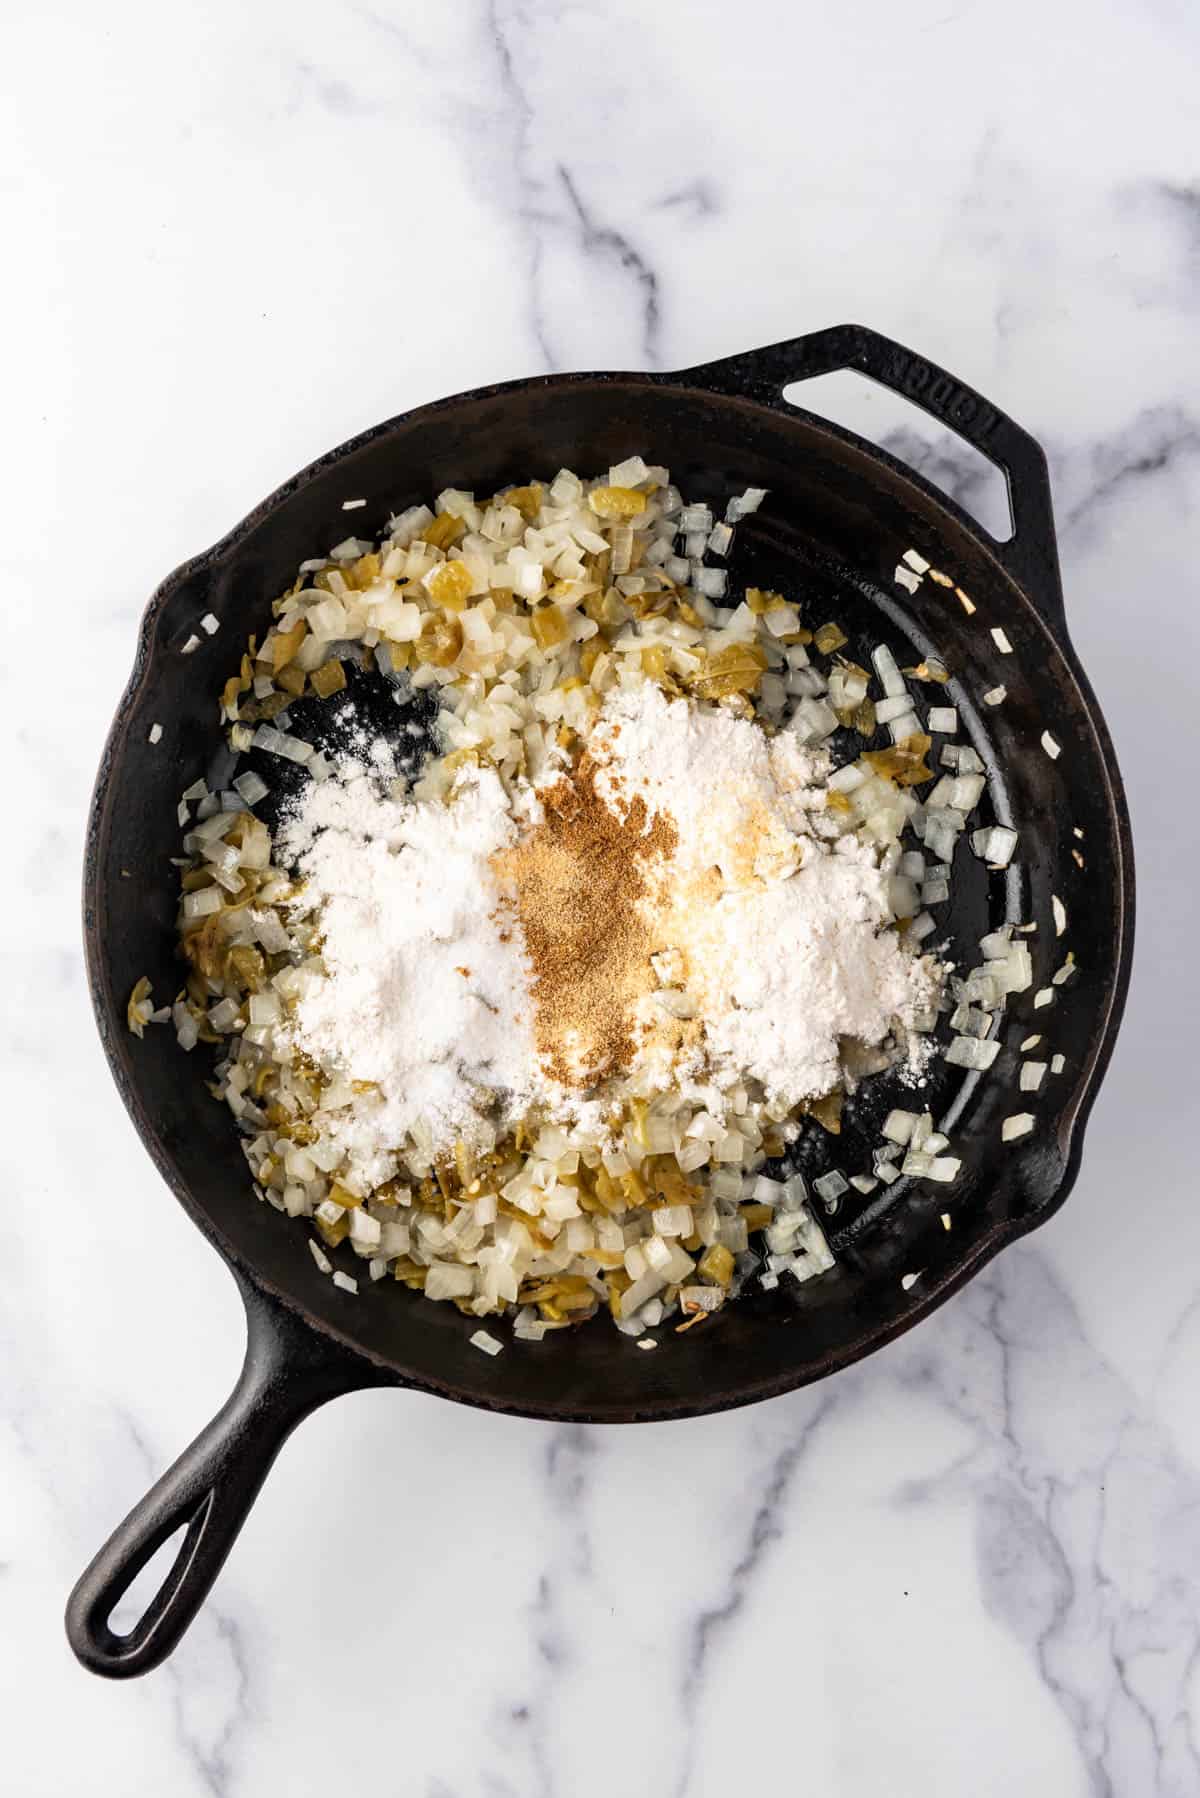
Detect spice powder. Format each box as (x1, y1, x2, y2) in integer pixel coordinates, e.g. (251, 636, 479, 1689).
(493, 754, 677, 1086)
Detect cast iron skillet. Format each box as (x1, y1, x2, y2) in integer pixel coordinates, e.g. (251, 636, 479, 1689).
(67, 324, 1134, 1677)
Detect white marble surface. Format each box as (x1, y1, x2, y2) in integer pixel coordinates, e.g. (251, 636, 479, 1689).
(4, 2, 1199, 1791)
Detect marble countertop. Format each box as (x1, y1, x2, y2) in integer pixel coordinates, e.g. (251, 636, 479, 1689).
(5, 2, 1199, 1792)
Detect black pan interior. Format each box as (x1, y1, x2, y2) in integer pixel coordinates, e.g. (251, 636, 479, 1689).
(87, 374, 1129, 1420)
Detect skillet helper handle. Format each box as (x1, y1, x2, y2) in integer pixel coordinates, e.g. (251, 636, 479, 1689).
(678, 323, 1064, 617)
(66, 1279, 376, 1677)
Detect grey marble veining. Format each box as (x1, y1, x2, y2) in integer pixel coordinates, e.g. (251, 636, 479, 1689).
(3, 1, 1198, 1792)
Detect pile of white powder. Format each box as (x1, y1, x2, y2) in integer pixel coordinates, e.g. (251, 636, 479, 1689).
(278, 759, 547, 1185)
(276, 681, 936, 1180)
(590, 685, 935, 1107)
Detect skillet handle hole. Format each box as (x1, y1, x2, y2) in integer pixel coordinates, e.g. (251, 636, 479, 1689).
(108, 1514, 199, 1640)
(782, 369, 1015, 543)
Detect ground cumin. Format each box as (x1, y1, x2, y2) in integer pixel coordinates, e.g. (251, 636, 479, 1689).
(493, 753, 677, 1086)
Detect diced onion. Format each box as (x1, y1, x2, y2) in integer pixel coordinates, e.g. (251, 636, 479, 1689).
(882, 1109, 917, 1145)
(872, 644, 905, 697)
(183, 888, 221, 919)
(946, 1035, 1000, 1070)
(970, 825, 1018, 868)
(234, 771, 270, 806)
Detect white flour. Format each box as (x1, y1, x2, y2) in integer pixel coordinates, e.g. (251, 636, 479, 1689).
(591, 684, 935, 1109)
(591, 682, 831, 887)
(276, 681, 936, 1175)
(675, 845, 931, 1105)
(278, 761, 543, 1184)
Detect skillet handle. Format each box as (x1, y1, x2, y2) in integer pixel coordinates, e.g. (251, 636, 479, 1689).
(66, 1276, 382, 1677)
(676, 323, 1064, 619)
